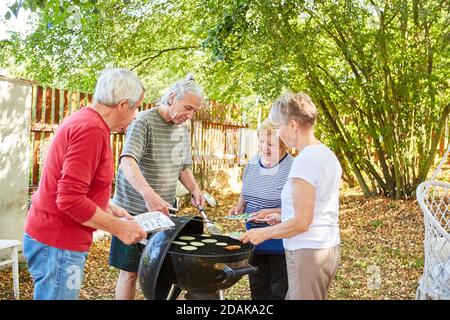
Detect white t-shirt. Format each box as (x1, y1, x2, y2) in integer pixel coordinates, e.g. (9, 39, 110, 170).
(281, 144, 342, 250)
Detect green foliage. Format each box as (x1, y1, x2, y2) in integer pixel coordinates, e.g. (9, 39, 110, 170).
(199, 0, 450, 198)
(369, 219, 384, 228)
(2, 0, 449, 198)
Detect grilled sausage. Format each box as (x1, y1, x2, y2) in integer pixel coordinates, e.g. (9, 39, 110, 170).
(224, 245, 241, 251)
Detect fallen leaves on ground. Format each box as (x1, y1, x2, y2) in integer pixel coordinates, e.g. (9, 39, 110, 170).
(2, 163, 449, 299)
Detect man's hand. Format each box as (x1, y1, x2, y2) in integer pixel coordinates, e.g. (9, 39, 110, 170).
(190, 189, 206, 207)
(240, 228, 268, 246)
(107, 201, 133, 220)
(143, 191, 171, 216)
(115, 220, 147, 245)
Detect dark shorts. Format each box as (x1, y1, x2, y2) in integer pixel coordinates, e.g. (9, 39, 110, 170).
(109, 235, 143, 273)
(109, 202, 177, 273)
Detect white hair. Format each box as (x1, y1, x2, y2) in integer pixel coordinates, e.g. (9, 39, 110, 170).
(93, 68, 145, 108)
(160, 73, 204, 105)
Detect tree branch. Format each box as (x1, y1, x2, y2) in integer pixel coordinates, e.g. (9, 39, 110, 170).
(131, 45, 200, 70)
(417, 103, 450, 184)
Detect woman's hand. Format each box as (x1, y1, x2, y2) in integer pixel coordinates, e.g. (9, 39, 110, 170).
(265, 213, 281, 225)
(228, 195, 246, 216)
(248, 209, 280, 223)
(240, 228, 268, 245)
(228, 204, 245, 215)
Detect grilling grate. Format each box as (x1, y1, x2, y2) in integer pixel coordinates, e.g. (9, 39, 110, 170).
(168, 234, 252, 256)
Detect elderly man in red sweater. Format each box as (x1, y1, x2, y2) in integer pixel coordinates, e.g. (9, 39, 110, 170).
(23, 68, 147, 300)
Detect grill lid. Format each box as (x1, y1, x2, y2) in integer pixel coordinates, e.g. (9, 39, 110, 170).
(169, 234, 252, 256)
(138, 215, 204, 300)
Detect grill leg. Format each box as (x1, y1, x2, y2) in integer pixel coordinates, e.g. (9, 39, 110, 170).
(167, 284, 182, 300)
(219, 290, 225, 300)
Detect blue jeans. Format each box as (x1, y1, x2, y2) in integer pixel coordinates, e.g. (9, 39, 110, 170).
(23, 233, 88, 300)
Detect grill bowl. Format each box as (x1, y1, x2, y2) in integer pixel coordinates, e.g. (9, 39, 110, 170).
(138, 216, 258, 300)
(168, 234, 257, 294)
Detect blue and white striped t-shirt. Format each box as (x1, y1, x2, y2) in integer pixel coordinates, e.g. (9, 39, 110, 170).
(242, 153, 294, 214)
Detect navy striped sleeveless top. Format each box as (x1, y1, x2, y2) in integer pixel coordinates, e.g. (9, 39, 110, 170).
(242, 153, 294, 254)
(242, 153, 294, 214)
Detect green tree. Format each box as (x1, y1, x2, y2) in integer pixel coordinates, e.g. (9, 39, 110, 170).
(200, 0, 449, 198)
(3, 0, 449, 198)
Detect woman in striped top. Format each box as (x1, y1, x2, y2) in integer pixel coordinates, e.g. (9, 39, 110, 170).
(228, 119, 294, 300)
(241, 93, 342, 300)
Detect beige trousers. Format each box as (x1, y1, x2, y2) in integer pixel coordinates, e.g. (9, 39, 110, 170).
(285, 245, 340, 300)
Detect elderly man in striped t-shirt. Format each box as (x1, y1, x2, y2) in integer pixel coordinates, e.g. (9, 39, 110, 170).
(109, 75, 206, 300)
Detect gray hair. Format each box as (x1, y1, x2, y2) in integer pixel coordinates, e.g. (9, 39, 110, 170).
(268, 92, 318, 128)
(93, 68, 145, 108)
(160, 73, 204, 106)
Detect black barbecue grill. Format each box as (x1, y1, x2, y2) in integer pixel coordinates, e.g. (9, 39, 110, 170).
(138, 215, 258, 300)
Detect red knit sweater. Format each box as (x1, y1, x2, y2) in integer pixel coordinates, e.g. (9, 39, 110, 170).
(25, 107, 113, 252)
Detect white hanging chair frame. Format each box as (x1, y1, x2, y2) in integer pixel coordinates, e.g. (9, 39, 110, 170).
(415, 144, 450, 300)
(417, 180, 450, 243)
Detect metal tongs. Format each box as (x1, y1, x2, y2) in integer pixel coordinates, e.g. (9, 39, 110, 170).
(170, 202, 223, 235)
(194, 203, 224, 235)
(167, 206, 178, 217)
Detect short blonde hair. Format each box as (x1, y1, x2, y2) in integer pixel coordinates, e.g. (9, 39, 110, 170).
(257, 118, 288, 151)
(268, 92, 317, 128)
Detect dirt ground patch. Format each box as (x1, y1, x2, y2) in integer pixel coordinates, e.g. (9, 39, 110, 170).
(2, 162, 449, 299)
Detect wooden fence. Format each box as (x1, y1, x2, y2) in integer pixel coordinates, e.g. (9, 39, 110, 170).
(28, 84, 448, 195)
(29, 85, 248, 195)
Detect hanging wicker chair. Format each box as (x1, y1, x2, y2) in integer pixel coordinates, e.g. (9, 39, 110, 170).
(416, 146, 450, 300)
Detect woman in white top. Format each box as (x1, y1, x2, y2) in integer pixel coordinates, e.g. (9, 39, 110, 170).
(240, 92, 342, 300)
